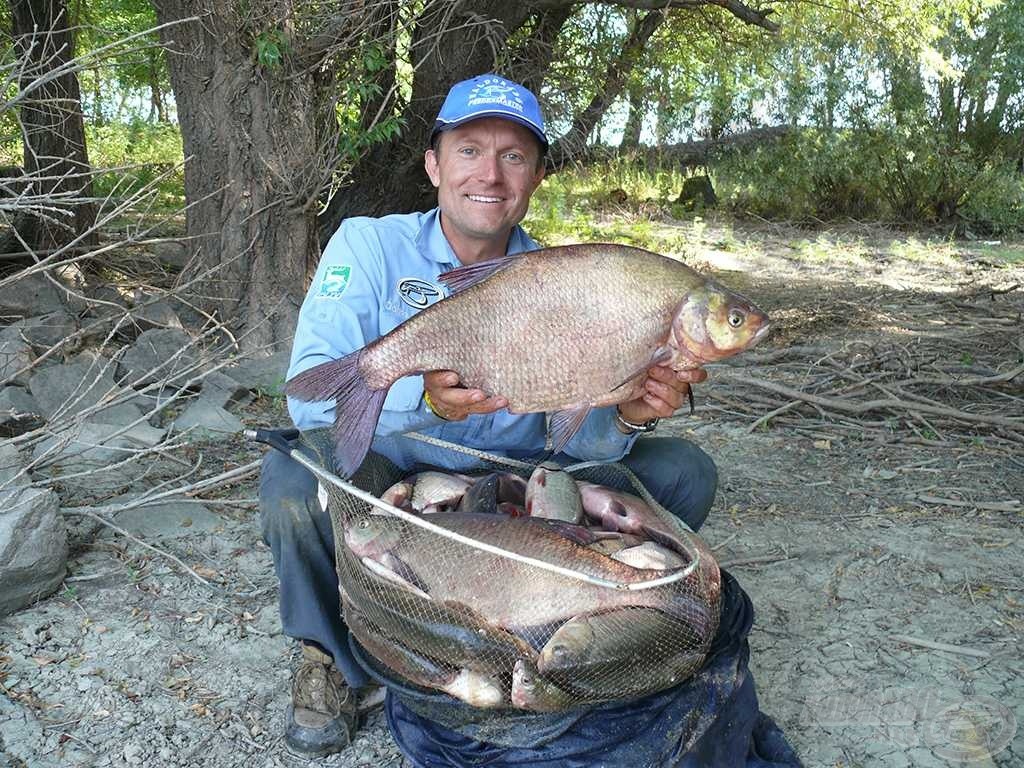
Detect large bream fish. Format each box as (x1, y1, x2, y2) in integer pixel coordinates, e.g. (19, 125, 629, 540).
(288, 244, 770, 475)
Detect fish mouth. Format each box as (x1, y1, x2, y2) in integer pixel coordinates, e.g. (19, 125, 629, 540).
(752, 323, 771, 342)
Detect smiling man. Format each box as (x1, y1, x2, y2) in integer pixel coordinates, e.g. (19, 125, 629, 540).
(259, 74, 717, 758)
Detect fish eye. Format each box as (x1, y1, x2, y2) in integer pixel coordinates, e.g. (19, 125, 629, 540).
(727, 309, 745, 328)
(358, 518, 370, 529)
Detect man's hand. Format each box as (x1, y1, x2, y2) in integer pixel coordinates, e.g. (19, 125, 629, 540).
(423, 370, 508, 421)
(616, 365, 708, 429)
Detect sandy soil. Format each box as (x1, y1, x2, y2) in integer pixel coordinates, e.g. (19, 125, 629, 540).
(1, 222, 1021, 767)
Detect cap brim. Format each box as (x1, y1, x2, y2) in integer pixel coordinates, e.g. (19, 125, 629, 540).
(432, 112, 549, 150)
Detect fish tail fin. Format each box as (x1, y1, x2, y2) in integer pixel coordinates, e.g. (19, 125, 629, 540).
(285, 351, 388, 477)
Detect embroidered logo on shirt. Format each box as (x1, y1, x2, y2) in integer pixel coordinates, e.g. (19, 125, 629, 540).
(317, 265, 352, 299)
(397, 277, 443, 309)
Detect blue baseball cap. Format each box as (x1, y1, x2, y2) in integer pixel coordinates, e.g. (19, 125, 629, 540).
(431, 74, 549, 151)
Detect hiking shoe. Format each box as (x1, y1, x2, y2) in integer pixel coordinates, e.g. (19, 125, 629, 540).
(285, 643, 359, 757)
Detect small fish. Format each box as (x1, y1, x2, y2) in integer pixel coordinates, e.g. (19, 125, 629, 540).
(577, 483, 667, 536)
(341, 555, 537, 678)
(346, 609, 504, 708)
(611, 541, 688, 571)
(511, 658, 574, 712)
(409, 471, 473, 513)
(287, 244, 770, 476)
(538, 608, 706, 699)
(380, 471, 472, 514)
(380, 480, 414, 511)
(526, 462, 583, 523)
(456, 472, 527, 516)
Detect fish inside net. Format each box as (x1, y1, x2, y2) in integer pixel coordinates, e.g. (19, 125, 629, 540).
(297, 428, 722, 714)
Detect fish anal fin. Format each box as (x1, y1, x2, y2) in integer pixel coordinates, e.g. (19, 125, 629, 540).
(548, 405, 592, 455)
(438, 254, 521, 294)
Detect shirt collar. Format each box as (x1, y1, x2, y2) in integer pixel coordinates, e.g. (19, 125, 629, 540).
(416, 207, 532, 267)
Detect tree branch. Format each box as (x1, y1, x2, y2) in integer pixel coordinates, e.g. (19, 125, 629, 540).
(548, 10, 665, 168)
(530, 0, 779, 32)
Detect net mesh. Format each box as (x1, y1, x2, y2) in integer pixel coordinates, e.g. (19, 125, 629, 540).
(298, 429, 722, 713)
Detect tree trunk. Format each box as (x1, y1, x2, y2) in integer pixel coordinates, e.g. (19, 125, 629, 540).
(152, 1, 319, 352)
(619, 80, 644, 150)
(148, 48, 166, 123)
(4, 0, 98, 260)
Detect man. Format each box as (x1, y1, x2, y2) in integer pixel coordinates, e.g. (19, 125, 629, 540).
(259, 74, 716, 757)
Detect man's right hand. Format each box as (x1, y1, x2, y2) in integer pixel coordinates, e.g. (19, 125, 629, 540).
(423, 370, 508, 421)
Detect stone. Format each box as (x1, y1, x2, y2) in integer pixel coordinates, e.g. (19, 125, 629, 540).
(0, 271, 67, 319)
(198, 370, 252, 409)
(149, 239, 191, 270)
(29, 357, 116, 418)
(0, 441, 29, 489)
(128, 290, 183, 333)
(0, 386, 41, 437)
(117, 328, 199, 388)
(0, 486, 66, 615)
(31, 422, 166, 497)
(32, 421, 166, 468)
(0, 337, 34, 386)
(222, 349, 290, 397)
(4, 311, 78, 354)
(171, 399, 244, 438)
(110, 499, 220, 540)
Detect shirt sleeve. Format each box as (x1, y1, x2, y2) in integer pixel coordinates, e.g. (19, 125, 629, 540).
(286, 221, 446, 434)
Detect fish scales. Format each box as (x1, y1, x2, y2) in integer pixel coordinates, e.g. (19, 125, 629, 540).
(361, 246, 691, 411)
(288, 242, 769, 476)
(350, 513, 704, 630)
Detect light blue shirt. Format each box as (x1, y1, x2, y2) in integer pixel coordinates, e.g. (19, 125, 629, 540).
(287, 208, 636, 471)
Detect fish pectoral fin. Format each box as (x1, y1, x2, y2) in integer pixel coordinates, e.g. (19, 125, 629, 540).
(608, 345, 674, 393)
(437, 254, 522, 294)
(548, 405, 592, 455)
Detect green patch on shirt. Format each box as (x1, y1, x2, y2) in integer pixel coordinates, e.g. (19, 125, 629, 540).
(317, 265, 352, 299)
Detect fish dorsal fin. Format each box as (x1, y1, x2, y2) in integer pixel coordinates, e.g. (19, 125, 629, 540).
(438, 254, 522, 294)
(548, 404, 592, 455)
(608, 345, 673, 393)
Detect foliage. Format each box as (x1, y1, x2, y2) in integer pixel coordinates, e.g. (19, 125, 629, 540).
(86, 120, 184, 206)
(75, 0, 172, 123)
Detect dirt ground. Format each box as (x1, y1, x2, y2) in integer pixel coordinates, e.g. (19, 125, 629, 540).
(1, 221, 1021, 767)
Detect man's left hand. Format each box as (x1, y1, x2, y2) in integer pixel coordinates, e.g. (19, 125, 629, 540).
(616, 365, 708, 428)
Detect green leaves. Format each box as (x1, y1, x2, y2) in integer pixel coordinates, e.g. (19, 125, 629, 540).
(254, 28, 289, 70)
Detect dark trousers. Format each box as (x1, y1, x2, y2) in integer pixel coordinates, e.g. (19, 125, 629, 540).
(259, 437, 718, 689)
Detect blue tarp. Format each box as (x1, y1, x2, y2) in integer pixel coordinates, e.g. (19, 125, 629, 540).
(352, 570, 802, 767)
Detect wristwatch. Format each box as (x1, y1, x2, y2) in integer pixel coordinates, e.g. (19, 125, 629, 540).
(615, 408, 659, 434)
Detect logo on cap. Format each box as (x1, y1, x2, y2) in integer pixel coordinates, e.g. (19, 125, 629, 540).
(467, 77, 525, 114)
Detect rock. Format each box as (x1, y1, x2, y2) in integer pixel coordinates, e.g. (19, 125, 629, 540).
(118, 328, 199, 388)
(32, 421, 166, 468)
(150, 239, 192, 270)
(29, 357, 116, 417)
(0, 486, 66, 615)
(31, 422, 166, 496)
(223, 349, 290, 397)
(3, 311, 78, 354)
(0, 271, 67, 319)
(171, 400, 244, 438)
(198, 370, 252, 409)
(128, 290, 183, 333)
(0, 386, 41, 437)
(110, 499, 220, 540)
(0, 441, 29, 488)
(0, 337, 35, 386)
